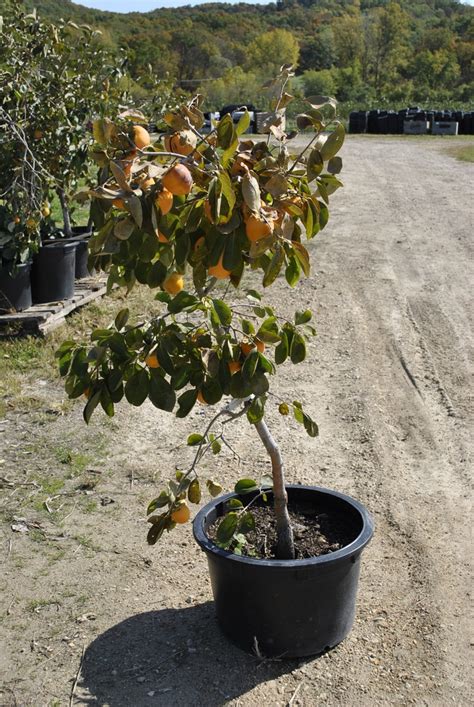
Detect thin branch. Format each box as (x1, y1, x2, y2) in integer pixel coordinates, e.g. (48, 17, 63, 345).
(69, 644, 85, 707)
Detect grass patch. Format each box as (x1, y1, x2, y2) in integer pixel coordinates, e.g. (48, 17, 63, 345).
(0, 285, 162, 415)
(27, 598, 61, 613)
(447, 144, 474, 162)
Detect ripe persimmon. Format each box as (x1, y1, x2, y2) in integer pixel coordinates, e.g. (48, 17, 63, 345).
(132, 125, 151, 150)
(162, 164, 193, 196)
(208, 255, 231, 279)
(241, 339, 265, 356)
(145, 353, 160, 368)
(171, 503, 191, 524)
(165, 132, 195, 157)
(245, 214, 274, 242)
(155, 188, 173, 215)
(163, 272, 184, 294)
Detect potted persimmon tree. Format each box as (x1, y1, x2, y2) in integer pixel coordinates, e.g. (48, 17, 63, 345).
(57, 67, 373, 657)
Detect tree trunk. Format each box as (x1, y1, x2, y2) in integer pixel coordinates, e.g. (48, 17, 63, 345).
(56, 187, 73, 238)
(254, 419, 295, 560)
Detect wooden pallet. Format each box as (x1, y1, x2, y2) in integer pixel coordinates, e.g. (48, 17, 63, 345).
(0, 276, 107, 337)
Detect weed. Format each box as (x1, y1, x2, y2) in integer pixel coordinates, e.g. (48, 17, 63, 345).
(74, 534, 101, 552)
(27, 598, 61, 613)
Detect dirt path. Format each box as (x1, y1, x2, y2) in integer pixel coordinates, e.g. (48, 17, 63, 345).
(0, 136, 472, 706)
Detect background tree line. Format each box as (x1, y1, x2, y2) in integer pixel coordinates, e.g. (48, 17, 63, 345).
(10, 0, 474, 111)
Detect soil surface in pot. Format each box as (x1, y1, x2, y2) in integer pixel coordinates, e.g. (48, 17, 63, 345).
(207, 503, 360, 559)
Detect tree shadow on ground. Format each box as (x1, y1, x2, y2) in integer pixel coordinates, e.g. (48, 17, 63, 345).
(79, 602, 302, 706)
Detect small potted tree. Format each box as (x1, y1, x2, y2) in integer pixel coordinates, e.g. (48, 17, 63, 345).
(57, 68, 373, 657)
(0, 8, 125, 301)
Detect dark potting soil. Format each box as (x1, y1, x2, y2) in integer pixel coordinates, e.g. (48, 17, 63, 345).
(208, 503, 360, 560)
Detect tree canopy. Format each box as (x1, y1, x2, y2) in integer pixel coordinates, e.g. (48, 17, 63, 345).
(10, 0, 474, 107)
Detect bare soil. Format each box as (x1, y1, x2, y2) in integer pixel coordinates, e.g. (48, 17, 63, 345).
(0, 136, 473, 706)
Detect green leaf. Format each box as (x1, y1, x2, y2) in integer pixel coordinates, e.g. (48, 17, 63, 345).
(242, 349, 259, 380)
(212, 299, 232, 327)
(147, 514, 167, 545)
(258, 353, 275, 374)
(307, 149, 324, 181)
(187, 433, 204, 446)
(293, 401, 304, 424)
(226, 498, 243, 509)
(125, 369, 149, 406)
(275, 331, 289, 364)
(320, 203, 329, 229)
(219, 171, 236, 213)
(147, 491, 170, 514)
(235, 479, 258, 494)
(83, 390, 101, 424)
(201, 378, 223, 405)
(285, 256, 300, 287)
(242, 319, 255, 336)
(176, 389, 198, 418)
(263, 248, 284, 288)
(211, 439, 222, 455)
(320, 122, 345, 161)
(167, 291, 199, 314)
(216, 512, 239, 544)
(100, 387, 114, 417)
(229, 371, 253, 399)
(303, 413, 319, 438)
(250, 372, 269, 395)
(293, 242, 310, 276)
(295, 309, 312, 325)
(188, 479, 201, 504)
(222, 231, 242, 273)
(235, 110, 250, 136)
(207, 479, 223, 497)
(290, 332, 306, 364)
(147, 261, 167, 288)
(149, 373, 176, 412)
(246, 289, 261, 301)
(257, 317, 280, 344)
(239, 512, 256, 534)
(217, 114, 236, 150)
(246, 396, 265, 424)
(58, 352, 72, 377)
(305, 201, 313, 238)
(327, 156, 343, 174)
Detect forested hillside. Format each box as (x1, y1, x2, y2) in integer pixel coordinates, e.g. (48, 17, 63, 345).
(11, 0, 474, 108)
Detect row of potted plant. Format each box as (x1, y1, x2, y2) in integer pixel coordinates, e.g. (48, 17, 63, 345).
(0, 9, 124, 313)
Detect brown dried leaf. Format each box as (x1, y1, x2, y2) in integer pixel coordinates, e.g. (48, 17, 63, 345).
(241, 172, 261, 214)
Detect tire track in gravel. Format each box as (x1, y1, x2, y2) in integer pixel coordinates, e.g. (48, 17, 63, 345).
(299, 136, 473, 704)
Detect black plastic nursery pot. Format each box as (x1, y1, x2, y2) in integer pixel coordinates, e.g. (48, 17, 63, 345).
(32, 241, 77, 304)
(0, 260, 32, 312)
(70, 228, 93, 279)
(193, 485, 374, 658)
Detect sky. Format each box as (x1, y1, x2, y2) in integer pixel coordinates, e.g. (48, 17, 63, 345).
(72, 0, 474, 10)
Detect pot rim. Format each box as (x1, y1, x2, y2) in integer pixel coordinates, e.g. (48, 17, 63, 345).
(193, 484, 374, 569)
